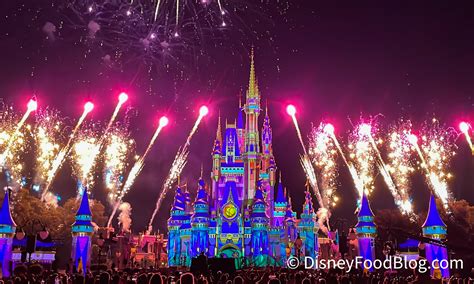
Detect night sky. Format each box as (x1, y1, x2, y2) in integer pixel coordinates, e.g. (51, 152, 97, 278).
(1, 1, 474, 233)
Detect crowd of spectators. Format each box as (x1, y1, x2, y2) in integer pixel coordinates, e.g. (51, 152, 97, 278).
(1, 262, 473, 284)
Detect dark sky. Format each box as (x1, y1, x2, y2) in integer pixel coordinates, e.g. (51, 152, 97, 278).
(1, 1, 474, 232)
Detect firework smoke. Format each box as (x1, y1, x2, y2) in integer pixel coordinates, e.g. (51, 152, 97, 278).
(118, 202, 132, 233)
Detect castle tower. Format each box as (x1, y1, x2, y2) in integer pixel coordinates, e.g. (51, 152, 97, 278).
(191, 179, 210, 257)
(250, 183, 269, 266)
(0, 189, 16, 277)
(273, 177, 287, 227)
(167, 186, 186, 266)
(71, 189, 94, 275)
(211, 115, 222, 192)
(298, 187, 319, 259)
(355, 193, 377, 271)
(260, 106, 276, 218)
(237, 97, 245, 155)
(243, 49, 261, 205)
(422, 194, 449, 278)
(269, 180, 288, 265)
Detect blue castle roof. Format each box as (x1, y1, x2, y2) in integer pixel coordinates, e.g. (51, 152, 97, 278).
(172, 187, 186, 211)
(0, 189, 16, 234)
(355, 193, 376, 236)
(275, 182, 286, 203)
(195, 179, 208, 205)
(77, 189, 92, 216)
(254, 188, 265, 204)
(358, 193, 374, 218)
(72, 189, 93, 233)
(422, 195, 447, 239)
(422, 194, 446, 228)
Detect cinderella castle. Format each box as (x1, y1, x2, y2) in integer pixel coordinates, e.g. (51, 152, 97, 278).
(166, 51, 320, 267)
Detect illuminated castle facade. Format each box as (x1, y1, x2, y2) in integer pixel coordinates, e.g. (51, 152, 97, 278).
(167, 52, 320, 267)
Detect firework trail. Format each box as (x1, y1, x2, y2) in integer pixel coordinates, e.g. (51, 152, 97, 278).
(33, 109, 65, 190)
(408, 118, 457, 209)
(323, 123, 364, 200)
(0, 105, 31, 186)
(146, 106, 209, 228)
(348, 122, 378, 198)
(107, 116, 169, 227)
(70, 124, 101, 196)
(386, 120, 416, 215)
(0, 98, 37, 168)
(185, 106, 208, 146)
(459, 122, 474, 155)
(41, 102, 94, 200)
(286, 105, 307, 154)
(148, 147, 188, 228)
(308, 123, 339, 208)
(286, 104, 323, 208)
(104, 127, 135, 205)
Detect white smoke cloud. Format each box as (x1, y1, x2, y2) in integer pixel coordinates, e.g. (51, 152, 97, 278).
(317, 207, 331, 235)
(88, 20, 100, 37)
(42, 22, 56, 41)
(118, 202, 132, 233)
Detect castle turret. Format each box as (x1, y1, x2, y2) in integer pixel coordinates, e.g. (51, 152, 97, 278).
(0, 188, 16, 277)
(237, 97, 245, 154)
(298, 186, 319, 259)
(191, 179, 210, 257)
(273, 177, 287, 227)
(422, 194, 449, 278)
(355, 193, 377, 271)
(212, 116, 222, 183)
(167, 186, 186, 266)
(250, 183, 269, 266)
(243, 49, 261, 205)
(71, 189, 93, 275)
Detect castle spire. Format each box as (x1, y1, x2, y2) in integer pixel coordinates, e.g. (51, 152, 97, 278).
(248, 47, 256, 97)
(422, 194, 447, 238)
(72, 188, 93, 233)
(216, 111, 222, 142)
